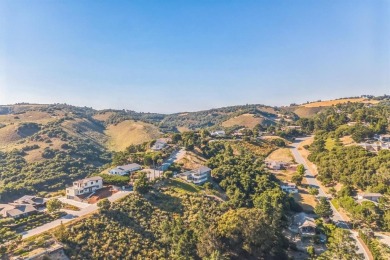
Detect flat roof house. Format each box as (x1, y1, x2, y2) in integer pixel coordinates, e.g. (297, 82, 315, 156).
(211, 130, 226, 137)
(357, 193, 383, 203)
(179, 166, 211, 185)
(66, 176, 103, 200)
(109, 163, 142, 176)
(281, 183, 298, 194)
(0, 203, 37, 219)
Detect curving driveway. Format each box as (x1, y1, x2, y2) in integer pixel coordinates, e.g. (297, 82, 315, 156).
(21, 190, 132, 239)
(290, 137, 369, 260)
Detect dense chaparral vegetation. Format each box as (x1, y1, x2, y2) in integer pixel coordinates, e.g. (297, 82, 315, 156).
(53, 139, 295, 259)
(1, 96, 390, 258)
(0, 120, 111, 202)
(300, 102, 390, 232)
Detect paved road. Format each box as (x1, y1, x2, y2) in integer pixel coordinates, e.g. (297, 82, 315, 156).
(143, 148, 186, 179)
(21, 190, 132, 239)
(290, 137, 369, 260)
(162, 148, 186, 169)
(376, 233, 390, 248)
(58, 197, 90, 208)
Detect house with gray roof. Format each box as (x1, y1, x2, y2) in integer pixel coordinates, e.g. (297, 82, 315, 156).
(14, 195, 46, 207)
(151, 138, 171, 151)
(109, 163, 142, 176)
(178, 165, 211, 185)
(357, 193, 383, 203)
(0, 203, 37, 219)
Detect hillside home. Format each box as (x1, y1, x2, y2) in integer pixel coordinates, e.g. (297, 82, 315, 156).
(266, 160, 287, 170)
(151, 138, 171, 151)
(282, 125, 301, 131)
(179, 166, 211, 185)
(379, 134, 390, 143)
(211, 130, 226, 137)
(66, 176, 103, 200)
(357, 193, 383, 203)
(109, 163, 142, 176)
(0, 203, 37, 219)
(281, 183, 298, 194)
(292, 213, 317, 238)
(13, 195, 46, 207)
(359, 142, 389, 152)
(232, 129, 245, 137)
(299, 219, 317, 238)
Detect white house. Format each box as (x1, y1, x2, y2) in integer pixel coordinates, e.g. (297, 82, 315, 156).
(211, 130, 226, 137)
(151, 138, 171, 151)
(66, 176, 103, 200)
(109, 163, 142, 176)
(281, 183, 298, 194)
(178, 166, 211, 185)
(357, 193, 383, 203)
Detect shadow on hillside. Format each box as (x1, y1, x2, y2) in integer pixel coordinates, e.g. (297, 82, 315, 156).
(106, 209, 156, 239)
(145, 191, 183, 214)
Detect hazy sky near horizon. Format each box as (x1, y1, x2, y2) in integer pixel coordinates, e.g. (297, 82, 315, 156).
(1, 1, 389, 113)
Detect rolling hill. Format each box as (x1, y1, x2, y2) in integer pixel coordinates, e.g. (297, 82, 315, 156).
(105, 120, 161, 151)
(221, 113, 264, 128)
(287, 97, 381, 118)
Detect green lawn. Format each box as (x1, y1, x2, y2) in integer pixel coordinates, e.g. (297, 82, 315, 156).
(167, 179, 202, 193)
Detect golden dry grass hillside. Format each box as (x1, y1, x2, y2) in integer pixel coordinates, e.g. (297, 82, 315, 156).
(266, 148, 294, 163)
(177, 148, 207, 170)
(340, 135, 356, 146)
(105, 120, 161, 151)
(92, 111, 115, 121)
(302, 98, 379, 108)
(291, 98, 380, 118)
(221, 113, 264, 128)
(0, 110, 58, 125)
(177, 126, 190, 133)
(292, 106, 325, 118)
(0, 124, 24, 147)
(229, 140, 275, 157)
(61, 118, 107, 145)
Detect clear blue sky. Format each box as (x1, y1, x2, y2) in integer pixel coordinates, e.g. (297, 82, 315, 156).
(1, 0, 389, 113)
